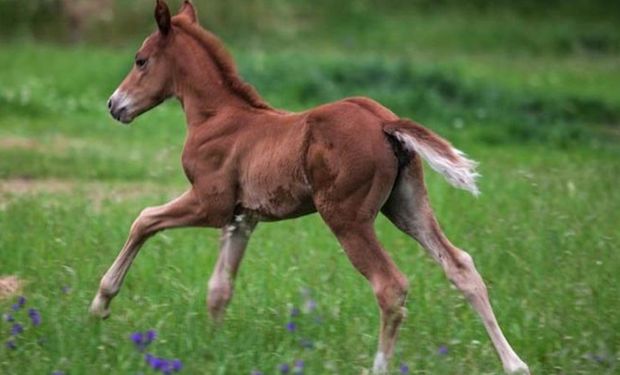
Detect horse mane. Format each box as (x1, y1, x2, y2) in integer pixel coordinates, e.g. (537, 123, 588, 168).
(172, 17, 271, 110)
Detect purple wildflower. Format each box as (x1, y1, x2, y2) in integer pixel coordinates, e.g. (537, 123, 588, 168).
(11, 323, 23, 335)
(153, 358, 164, 370)
(131, 332, 144, 346)
(28, 308, 41, 326)
(61, 286, 71, 294)
(145, 329, 157, 344)
(6, 339, 16, 350)
(278, 363, 290, 374)
(171, 359, 183, 372)
(290, 307, 301, 317)
(131, 330, 156, 351)
(146, 354, 165, 370)
(399, 363, 410, 374)
(304, 299, 317, 312)
(161, 360, 173, 375)
(4, 313, 14, 322)
(285, 321, 297, 332)
(293, 360, 304, 374)
(152, 358, 165, 370)
(438, 344, 449, 356)
(12, 296, 26, 311)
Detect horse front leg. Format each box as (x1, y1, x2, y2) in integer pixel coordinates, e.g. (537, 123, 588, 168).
(90, 189, 205, 318)
(207, 214, 257, 321)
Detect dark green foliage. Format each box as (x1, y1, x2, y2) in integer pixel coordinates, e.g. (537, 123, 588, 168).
(1, 0, 619, 55)
(244, 56, 620, 147)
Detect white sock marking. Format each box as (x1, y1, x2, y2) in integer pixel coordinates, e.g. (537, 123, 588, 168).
(372, 352, 388, 373)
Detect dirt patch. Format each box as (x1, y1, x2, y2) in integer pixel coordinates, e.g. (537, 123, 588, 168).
(0, 177, 184, 210)
(0, 137, 40, 150)
(0, 276, 23, 299)
(0, 134, 91, 152)
(0, 177, 75, 195)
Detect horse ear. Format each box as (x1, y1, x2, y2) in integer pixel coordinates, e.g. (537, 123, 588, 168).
(154, 0, 171, 35)
(178, 0, 198, 23)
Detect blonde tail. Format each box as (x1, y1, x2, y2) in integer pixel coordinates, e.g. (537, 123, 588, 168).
(384, 119, 480, 196)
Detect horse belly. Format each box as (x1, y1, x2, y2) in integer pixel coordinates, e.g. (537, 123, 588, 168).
(240, 176, 315, 221)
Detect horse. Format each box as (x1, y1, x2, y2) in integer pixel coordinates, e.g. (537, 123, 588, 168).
(91, 1, 530, 373)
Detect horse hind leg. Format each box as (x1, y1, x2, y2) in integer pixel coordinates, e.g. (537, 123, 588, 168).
(327, 221, 409, 374)
(315, 188, 408, 374)
(308, 124, 409, 373)
(381, 159, 530, 375)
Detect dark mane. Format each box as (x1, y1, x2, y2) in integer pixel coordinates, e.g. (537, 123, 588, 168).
(172, 17, 271, 110)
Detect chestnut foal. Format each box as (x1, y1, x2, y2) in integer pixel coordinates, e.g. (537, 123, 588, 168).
(91, 1, 530, 373)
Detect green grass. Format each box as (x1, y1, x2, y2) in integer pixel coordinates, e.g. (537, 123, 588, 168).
(1, 7, 619, 374)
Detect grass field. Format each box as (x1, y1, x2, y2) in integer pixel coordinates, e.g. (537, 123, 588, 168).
(1, 5, 620, 374)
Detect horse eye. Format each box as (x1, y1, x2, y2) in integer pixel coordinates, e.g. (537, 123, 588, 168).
(135, 58, 148, 68)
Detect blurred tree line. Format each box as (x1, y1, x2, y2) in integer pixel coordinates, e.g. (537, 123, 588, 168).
(0, 0, 618, 45)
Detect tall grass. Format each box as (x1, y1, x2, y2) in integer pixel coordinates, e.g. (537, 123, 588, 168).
(0, 4, 619, 374)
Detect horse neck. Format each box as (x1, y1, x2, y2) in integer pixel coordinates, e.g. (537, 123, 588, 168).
(171, 38, 257, 128)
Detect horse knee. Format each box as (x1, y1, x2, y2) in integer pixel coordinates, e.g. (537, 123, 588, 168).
(374, 273, 409, 314)
(394, 276, 409, 305)
(130, 207, 159, 237)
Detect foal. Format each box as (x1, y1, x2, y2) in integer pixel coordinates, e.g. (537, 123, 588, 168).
(91, 1, 530, 373)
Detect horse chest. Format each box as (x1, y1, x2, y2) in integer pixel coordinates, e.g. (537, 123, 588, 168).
(181, 139, 227, 184)
(181, 144, 237, 218)
(181, 150, 198, 184)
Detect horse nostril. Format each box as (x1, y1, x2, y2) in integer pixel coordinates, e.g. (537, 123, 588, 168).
(107, 99, 113, 110)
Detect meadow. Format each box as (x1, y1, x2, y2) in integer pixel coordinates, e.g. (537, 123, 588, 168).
(1, 2, 619, 374)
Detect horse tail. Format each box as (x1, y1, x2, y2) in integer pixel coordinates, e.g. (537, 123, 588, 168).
(383, 118, 480, 196)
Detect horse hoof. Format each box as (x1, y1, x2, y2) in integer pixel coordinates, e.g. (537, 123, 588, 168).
(371, 352, 388, 374)
(207, 304, 226, 324)
(505, 361, 530, 375)
(90, 294, 111, 319)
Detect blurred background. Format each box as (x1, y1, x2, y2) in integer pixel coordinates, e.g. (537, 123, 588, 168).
(0, 1, 619, 374)
(2, 0, 620, 49)
(1, 0, 619, 146)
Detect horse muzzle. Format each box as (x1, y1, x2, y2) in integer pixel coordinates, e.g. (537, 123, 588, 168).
(108, 90, 135, 124)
